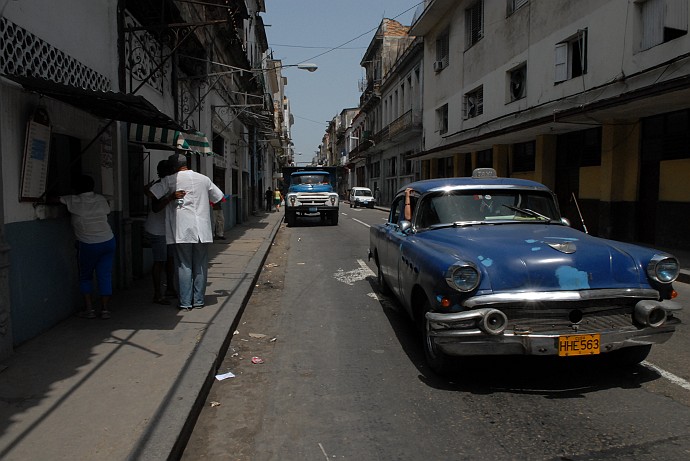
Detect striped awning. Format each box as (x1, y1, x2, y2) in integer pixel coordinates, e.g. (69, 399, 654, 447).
(128, 123, 213, 156)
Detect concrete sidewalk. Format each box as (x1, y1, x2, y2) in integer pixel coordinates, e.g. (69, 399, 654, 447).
(0, 210, 283, 461)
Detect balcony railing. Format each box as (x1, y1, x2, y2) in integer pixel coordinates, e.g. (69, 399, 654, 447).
(389, 110, 422, 138)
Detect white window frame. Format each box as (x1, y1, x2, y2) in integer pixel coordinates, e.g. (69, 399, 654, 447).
(554, 29, 587, 83)
(436, 104, 449, 134)
(508, 63, 527, 102)
(508, 0, 528, 16)
(464, 86, 484, 119)
(435, 29, 450, 69)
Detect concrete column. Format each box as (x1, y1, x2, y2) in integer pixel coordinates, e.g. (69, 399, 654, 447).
(0, 87, 13, 359)
(535, 134, 557, 190)
(494, 144, 509, 177)
(453, 153, 462, 177)
(426, 159, 437, 179)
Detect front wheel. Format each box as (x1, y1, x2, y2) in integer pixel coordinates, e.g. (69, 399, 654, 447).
(376, 259, 390, 295)
(286, 210, 296, 227)
(422, 300, 455, 376)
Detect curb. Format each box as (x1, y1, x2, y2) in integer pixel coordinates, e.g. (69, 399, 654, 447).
(127, 215, 284, 461)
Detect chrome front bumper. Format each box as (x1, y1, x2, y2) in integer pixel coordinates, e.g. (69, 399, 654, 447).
(426, 301, 682, 356)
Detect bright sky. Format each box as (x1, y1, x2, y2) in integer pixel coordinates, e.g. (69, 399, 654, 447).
(263, 1, 423, 164)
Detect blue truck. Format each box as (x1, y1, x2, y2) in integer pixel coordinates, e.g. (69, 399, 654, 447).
(282, 167, 340, 226)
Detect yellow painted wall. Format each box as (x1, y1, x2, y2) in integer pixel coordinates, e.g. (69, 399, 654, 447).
(494, 145, 509, 177)
(454, 153, 462, 177)
(601, 123, 639, 202)
(535, 135, 557, 190)
(512, 172, 535, 181)
(579, 166, 601, 200)
(660, 159, 690, 202)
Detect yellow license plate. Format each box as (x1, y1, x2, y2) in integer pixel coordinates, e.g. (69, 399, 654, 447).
(558, 334, 601, 356)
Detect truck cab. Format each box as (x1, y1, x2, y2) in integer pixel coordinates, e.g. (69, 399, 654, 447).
(283, 168, 339, 226)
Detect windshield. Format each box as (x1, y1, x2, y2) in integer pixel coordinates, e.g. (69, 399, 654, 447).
(416, 189, 560, 228)
(355, 189, 372, 196)
(293, 174, 329, 185)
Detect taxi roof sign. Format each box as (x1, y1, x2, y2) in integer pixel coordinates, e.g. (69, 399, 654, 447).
(472, 168, 498, 179)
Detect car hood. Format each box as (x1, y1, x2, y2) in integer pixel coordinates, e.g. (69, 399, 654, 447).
(416, 224, 648, 291)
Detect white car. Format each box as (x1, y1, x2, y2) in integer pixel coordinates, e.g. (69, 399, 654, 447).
(350, 187, 376, 208)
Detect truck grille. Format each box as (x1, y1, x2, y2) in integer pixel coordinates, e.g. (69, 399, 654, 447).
(297, 193, 330, 206)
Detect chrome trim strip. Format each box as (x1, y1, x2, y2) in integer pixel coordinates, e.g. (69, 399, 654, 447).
(464, 288, 659, 308)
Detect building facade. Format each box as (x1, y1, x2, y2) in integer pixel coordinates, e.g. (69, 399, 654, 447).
(0, 0, 288, 356)
(410, 0, 690, 249)
(346, 19, 423, 206)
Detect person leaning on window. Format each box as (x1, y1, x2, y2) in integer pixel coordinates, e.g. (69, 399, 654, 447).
(59, 174, 116, 320)
(404, 187, 413, 221)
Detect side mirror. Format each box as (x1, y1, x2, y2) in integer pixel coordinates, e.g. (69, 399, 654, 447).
(399, 220, 412, 233)
(561, 217, 571, 227)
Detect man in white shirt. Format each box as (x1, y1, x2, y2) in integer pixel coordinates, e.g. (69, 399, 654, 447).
(149, 153, 224, 310)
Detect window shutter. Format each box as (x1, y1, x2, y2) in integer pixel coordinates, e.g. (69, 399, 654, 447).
(666, 0, 688, 31)
(554, 43, 568, 82)
(640, 0, 664, 50)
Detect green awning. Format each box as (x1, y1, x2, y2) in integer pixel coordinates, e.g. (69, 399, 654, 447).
(128, 123, 213, 156)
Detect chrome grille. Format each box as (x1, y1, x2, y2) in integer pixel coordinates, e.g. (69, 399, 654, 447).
(499, 300, 637, 334)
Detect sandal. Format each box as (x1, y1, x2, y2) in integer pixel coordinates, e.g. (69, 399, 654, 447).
(101, 310, 111, 319)
(77, 309, 96, 319)
(153, 297, 170, 305)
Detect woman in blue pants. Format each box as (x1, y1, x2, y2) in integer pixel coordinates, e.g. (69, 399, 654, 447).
(60, 175, 116, 319)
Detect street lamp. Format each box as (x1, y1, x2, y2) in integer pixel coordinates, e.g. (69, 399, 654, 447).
(178, 55, 318, 77)
(291, 63, 318, 72)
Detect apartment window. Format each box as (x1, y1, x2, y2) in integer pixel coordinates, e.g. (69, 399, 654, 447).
(464, 86, 483, 119)
(401, 153, 413, 175)
(436, 104, 449, 134)
(465, 1, 484, 49)
(508, 63, 527, 101)
(507, 0, 528, 16)
(47, 134, 82, 198)
(371, 161, 381, 178)
(435, 29, 450, 71)
(476, 149, 493, 168)
(512, 141, 536, 172)
(557, 128, 602, 168)
(555, 29, 587, 83)
(437, 156, 454, 178)
(388, 156, 397, 177)
(213, 133, 225, 159)
(637, 0, 688, 51)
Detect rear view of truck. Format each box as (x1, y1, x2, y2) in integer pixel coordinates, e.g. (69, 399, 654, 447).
(283, 168, 339, 226)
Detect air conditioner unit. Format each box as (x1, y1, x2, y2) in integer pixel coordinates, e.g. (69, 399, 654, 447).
(433, 60, 445, 72)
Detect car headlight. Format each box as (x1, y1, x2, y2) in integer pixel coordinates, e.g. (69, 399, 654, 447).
(445, 263, 480, 292)
(647, 255, 679, 283)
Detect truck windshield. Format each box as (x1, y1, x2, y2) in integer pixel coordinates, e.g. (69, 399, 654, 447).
(293, 174, 329, 185)
(356, 190, 372, 196)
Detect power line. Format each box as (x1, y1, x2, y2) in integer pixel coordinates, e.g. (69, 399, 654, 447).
(299, 2, 423, 63)
(270, 43, 365, 50)
(293, 114, 327, 125)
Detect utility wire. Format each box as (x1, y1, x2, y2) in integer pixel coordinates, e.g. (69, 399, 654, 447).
(297, 2, 423, 64)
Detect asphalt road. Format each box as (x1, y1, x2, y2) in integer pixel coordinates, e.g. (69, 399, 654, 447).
(182, 204, 690, 461)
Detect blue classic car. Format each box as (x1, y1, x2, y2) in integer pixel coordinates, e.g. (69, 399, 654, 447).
(369, 169, 682, 375)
